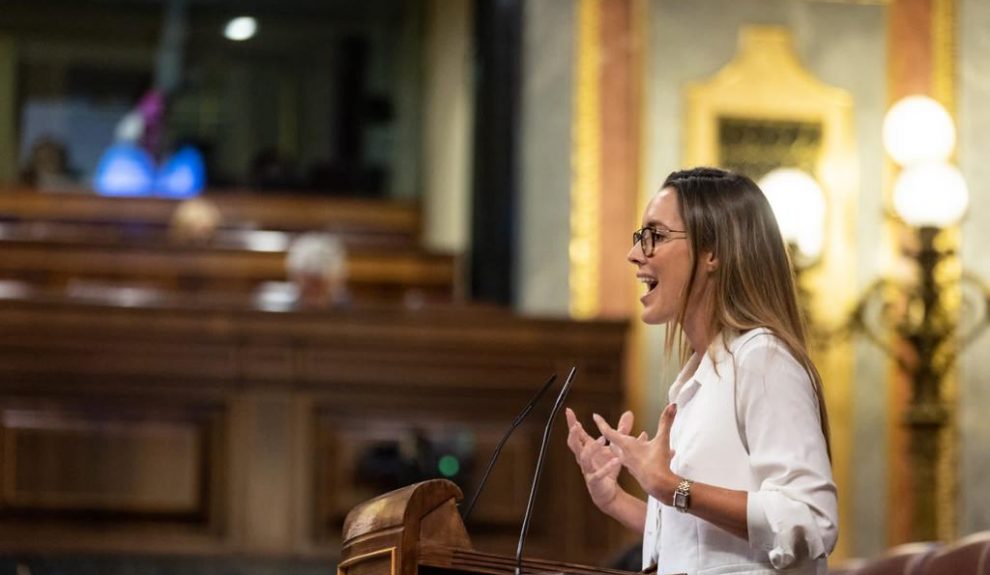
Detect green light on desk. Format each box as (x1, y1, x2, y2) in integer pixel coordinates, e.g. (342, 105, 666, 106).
(438, 455, 460, 477)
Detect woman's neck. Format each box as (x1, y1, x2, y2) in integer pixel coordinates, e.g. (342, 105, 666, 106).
(681, 296, 717, 357)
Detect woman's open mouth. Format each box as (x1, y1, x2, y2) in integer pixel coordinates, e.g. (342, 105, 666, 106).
(639, 276, 658, 298)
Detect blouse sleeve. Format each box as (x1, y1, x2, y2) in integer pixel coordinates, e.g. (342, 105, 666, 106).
(737, 337, 839, 570)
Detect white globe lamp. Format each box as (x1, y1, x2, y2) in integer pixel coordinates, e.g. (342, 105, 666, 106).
(892, 161, 969, 228)
(758, 168, 827, 260)
(883, 96, 956, 167)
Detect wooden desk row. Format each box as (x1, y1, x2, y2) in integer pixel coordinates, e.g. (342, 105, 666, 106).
(0, 223, 459, 302)
(0, 293, 632, 564)
(0, 190, 453, 302)
(0, 189, 421, 236)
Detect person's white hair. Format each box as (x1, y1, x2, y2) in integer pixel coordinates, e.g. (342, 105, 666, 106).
(286, 232, 347, 280)
(169, 198, 221, 243)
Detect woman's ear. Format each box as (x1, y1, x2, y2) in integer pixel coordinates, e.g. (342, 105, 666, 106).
(704, 251, 719, 272)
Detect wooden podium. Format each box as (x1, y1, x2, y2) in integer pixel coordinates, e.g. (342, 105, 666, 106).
(340, 479, 636, 575)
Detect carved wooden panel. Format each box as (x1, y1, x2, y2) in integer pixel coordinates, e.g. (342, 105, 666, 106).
(0, 402, 225, 525)
(0, 296, 628, 561)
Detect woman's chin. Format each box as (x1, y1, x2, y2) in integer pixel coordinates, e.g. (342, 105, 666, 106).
(639, 308, 668, 325)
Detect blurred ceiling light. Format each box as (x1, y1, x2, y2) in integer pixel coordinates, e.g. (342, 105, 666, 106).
(224, 16, 257, 41)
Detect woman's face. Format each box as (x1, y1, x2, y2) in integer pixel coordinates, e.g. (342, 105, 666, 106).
(627, 187, 709, 325)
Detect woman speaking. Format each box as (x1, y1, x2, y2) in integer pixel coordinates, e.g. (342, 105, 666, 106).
(565, 167, 838, 575)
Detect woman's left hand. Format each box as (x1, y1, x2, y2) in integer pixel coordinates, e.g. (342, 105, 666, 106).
(593, 403, 679, 504)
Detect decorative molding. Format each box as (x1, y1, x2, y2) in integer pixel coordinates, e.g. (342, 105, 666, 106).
(931, 0, 958, 543)
(569, 0, 602, 319)
(792, 0, 890, 4)
(337, 546, 397, 575)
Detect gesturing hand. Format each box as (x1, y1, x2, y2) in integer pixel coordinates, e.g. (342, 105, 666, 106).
(592, 403, 678, 504)
(565, 407, 633, 512)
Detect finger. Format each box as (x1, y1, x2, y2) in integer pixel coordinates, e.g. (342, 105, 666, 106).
(617, 410, 634, 435)
(592, 413, 632, 448)
(588, 438, 620, 468)
(586, 458, 621, 482)
(579, 436, 606, 471)
(565, 407, 577, 428)
(565, 416, 593, 457)
(638, 431, 648, 441)
(566, 410, 594, 444)
(593, 445, 619, 467)
(588, 437, 622, 472)
(569, 423, 594, 457)
(566, 423, 585, 456)
(657, 403, 677, 439)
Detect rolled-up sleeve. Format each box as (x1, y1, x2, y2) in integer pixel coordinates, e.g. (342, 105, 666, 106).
(737, 340, 838, 569)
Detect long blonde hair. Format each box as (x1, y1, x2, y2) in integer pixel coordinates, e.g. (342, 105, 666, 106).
(661, 167, 831, 457)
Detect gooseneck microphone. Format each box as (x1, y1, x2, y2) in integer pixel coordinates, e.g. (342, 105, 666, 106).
(514, 366, 577, 575)
(460, 373, 558, 523)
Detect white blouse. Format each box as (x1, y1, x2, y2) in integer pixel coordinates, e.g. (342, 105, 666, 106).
(641, 328, 838, 575)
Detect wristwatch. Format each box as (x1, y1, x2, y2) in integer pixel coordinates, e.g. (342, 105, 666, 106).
(672, 479, 693, 513)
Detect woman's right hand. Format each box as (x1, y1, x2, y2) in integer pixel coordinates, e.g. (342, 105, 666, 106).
(565, 407, 634, 513)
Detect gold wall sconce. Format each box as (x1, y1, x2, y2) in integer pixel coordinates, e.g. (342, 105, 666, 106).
(759, 95, 987, 542)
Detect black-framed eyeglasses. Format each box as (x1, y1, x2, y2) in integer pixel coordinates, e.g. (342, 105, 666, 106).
(632, 226, 686, 257)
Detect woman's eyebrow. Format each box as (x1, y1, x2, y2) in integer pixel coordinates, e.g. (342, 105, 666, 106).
(644, 219, 674, 230)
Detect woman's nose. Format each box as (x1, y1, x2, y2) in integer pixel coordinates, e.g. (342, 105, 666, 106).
(627, 242, 645, 264)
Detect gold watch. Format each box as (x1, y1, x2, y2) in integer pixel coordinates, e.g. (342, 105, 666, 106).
(673, 479, 693, 513)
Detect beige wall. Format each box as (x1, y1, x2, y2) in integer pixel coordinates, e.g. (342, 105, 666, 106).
(959, 0, 990, 537)
(516, 0, 576, 316)
(421, 0, 474, 254)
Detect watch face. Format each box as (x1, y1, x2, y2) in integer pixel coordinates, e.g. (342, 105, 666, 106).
(673, 491, 688, 509)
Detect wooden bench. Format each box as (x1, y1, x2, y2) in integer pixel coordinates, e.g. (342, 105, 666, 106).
(0, 188, 421, 237)
(0, 227, 457, 302)
(833, 533, 990, 575)
(0, 191, 458, 302)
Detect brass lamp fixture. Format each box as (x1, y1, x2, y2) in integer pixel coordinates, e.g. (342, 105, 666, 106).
(759, 95, 986, 541)
(858, 95, 979, 541)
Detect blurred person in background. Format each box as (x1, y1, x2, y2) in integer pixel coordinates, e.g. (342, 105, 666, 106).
(168, 198, 222, 244)
(21, 136, 79, 192)
(286, 232, 350, 309)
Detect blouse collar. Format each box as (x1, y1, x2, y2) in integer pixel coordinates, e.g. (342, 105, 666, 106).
(667, 330, 745, 405)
